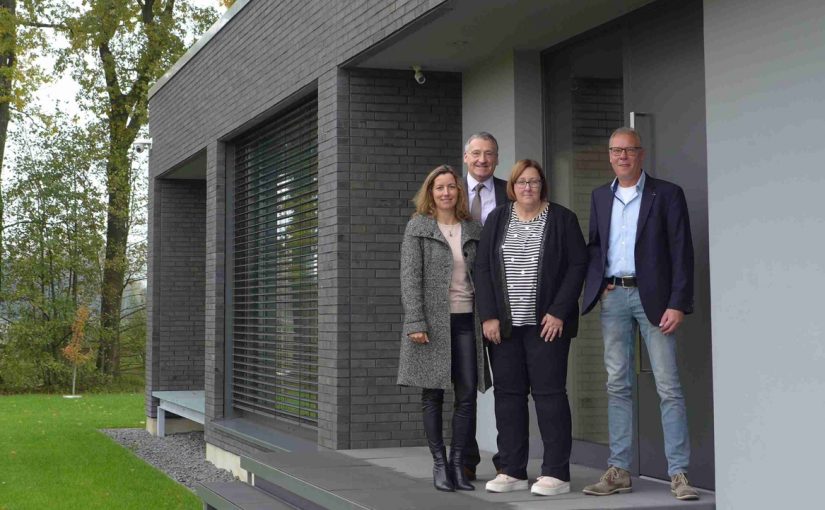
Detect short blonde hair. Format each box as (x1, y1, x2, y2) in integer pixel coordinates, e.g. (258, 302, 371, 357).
(507, 159, 548, 202)
(412, 165, 470, 220)
(609, 126, 642, 146)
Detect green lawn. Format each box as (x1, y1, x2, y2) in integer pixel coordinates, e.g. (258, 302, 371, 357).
(0, 393, 200, 510)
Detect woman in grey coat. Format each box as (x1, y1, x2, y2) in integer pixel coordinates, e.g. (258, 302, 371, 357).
(398, 165, 491, 492)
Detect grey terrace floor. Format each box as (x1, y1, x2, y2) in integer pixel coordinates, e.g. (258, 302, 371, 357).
(252, 446, 715, 510)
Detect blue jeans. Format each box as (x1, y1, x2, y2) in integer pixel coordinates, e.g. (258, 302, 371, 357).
(600, 287, 690, 476)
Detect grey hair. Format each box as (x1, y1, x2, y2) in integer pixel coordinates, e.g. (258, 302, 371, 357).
(609, 127, 642, 146)
(464, 132, 499, 154)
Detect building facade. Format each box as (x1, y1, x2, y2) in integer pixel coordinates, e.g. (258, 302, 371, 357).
(146, 1, 825, 508)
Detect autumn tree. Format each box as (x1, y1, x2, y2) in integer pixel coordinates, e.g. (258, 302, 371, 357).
(45, 0, 218, 375)
(62, 305, 93, 395)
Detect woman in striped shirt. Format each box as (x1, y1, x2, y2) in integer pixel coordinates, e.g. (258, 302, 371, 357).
(475, 159, 587, 496)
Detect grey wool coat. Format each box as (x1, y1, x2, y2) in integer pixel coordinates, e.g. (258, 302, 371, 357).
(397, 214, 492, 392)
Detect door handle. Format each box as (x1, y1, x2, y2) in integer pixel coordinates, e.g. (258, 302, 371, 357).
(629, 111, 648, 129)
(629, 111, 654, 175)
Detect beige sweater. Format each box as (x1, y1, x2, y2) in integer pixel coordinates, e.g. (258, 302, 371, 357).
(437, 222, 473, 314)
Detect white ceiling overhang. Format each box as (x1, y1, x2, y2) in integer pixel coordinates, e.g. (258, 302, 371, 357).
(347, 0, 655, 71)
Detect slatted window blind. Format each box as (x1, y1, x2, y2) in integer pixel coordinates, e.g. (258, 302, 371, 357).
(231, 96, 318, 426)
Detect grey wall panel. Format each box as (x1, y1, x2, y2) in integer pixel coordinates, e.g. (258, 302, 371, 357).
(704, 0, 825, 507)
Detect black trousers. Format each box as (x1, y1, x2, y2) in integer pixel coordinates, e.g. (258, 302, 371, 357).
(464, 347, 502, 472)
(488, 324, 572, 480)
(421, 313, 478, 456)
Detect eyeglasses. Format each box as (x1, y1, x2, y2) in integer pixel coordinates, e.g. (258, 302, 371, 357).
(515, 179, 542, 189)
(467, 150, 498, 159)
(609, 146, 642, 156)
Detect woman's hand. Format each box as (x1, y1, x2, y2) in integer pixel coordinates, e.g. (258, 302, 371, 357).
(483, 319, 502, 344)
(540, 314, 564, 342)
(408, 331, 429, 344)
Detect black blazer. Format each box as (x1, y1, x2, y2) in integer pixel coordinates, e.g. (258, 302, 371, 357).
(464, 176, 509, 212)
(475, 202, 588, 341)
(582, 174, 694, 325)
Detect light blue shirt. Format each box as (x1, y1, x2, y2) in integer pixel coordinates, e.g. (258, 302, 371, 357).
(606, 171, 646, 277)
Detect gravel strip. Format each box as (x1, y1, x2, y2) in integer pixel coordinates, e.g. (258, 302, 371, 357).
(101, 428, 236, 491)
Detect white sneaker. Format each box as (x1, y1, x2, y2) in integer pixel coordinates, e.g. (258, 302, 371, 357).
(531, 476, 571, 496)
(485, 473, 529, 493)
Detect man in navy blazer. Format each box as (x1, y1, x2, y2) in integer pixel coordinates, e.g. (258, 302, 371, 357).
(461, 131, 508, 480)
(581, 127, 699, 501)
(463, 132, 508, 225)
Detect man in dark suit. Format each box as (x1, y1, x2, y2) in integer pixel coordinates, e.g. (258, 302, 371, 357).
(461, 131, 507, 481)
(463, 132, 508, 226)
(581, 127, 699, 501)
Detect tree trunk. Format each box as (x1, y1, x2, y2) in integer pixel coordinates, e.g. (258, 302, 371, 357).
(0, 0, 16, 298)
(98, 141, 131, 376)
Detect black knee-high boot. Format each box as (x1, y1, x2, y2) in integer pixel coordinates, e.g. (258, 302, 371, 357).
(422, 389, 454, 492)
(449, 386, 476, 490)
(448, 312, 478, 490)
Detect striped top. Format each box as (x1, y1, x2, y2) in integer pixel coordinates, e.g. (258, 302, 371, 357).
(502, 205, 548, 326)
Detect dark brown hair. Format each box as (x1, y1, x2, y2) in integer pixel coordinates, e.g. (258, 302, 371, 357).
(506, 159, 548, 202)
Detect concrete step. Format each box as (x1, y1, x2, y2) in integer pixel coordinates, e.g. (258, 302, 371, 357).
(242, 450, 370, 509)
(235, 448, 716, 510)
(240, 450, 508, 510)
(196, 481, 294, 510)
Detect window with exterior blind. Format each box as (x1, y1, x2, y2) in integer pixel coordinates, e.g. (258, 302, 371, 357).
(231, 95, 318, 427)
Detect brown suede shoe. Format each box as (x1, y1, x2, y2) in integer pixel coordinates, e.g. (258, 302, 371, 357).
(463, 466, 476, 481)
(582, 466, 632, 496)
(671, 473, 699, 500)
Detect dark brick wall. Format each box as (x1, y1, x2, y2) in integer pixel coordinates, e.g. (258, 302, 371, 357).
(203, 141, 227, 424)
(201, 68, 463, 454)
(149, 0, 447, 178)
(342, 68, 463, 448)
(147, 0, 463, 452)
(146, 178, 207, 417)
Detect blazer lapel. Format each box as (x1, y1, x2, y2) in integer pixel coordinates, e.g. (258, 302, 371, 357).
(636, 177, 656, 242)
(494, 178, 507, 206)
(598, 185, 613, 249)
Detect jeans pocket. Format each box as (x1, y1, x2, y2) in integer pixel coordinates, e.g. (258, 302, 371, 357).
(599, 289, 612, 309)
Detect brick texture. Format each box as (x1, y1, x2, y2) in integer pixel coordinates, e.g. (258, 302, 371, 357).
(146, 178, 207, 417)
(569, 77, 623, 444)
(341, 68, 462, 448)
(147, 0, 457, 453)
(148, 0, 447, 180)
